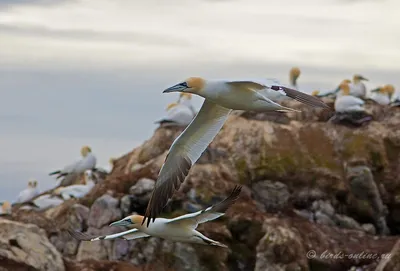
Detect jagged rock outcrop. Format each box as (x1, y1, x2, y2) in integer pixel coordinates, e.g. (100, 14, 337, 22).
(2, 103, 400, 270)
(0, 218, 65, 271)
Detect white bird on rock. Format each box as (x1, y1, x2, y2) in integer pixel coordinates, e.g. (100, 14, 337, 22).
(0, 201, 12, 215)
(49, 146, 96, 185)
(155, 102, 195, 127)
(52, 170, 96, 200)
(16, 180, 39, 203)
(29, 194, 64, 210)
(178, 93, 197, 115)
(142, 77, 330, 226)
(369, 84, 395, 105)
(337, 75, 368, 98)
(335, 81, 365, 113)
(69, 185, 242, 248)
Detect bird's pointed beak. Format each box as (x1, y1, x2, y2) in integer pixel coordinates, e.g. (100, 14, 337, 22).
(360, 76, 369, 81)
(370, 88, 380, 93)
(163, 82, 188, 93)
(109, 219, 130, 227)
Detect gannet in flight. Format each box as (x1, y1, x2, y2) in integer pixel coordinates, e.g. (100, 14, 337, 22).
(369, 84, 395, 105)
(16, 180, 39, 203)
(69, 185, 241, 247)
(49, 146, 96, 186)
(156, 101, 195, 127)
(52, 170, 96, 200)
(142, 77, 330, 226)
(0, 201, 12, 215)
(335, 81, 365, 113)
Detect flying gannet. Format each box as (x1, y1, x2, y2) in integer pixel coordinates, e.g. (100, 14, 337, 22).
(0, 201, 12, 215)
(142, 77, 330, 226)
(69, 185, 242, 247)
(369, 84, 395, 105)
(335, 81, 365, 113)
(16, 180, 40, 203)
(49, 146, 96, 186)
(52, 170, 96, 200)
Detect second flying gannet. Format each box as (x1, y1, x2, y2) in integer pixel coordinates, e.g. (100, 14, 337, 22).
(69, 185, 242, 248)
(49, 146, 96, 185)
(142, 77, 330, 226)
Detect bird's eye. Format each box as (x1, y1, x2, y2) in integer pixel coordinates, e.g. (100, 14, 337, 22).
(181, 82, 189, 88)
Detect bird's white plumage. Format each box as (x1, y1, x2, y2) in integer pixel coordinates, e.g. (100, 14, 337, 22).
(158, 103, 195, 126)
(369, 92, 391, 105)
(335, 95, 365, 113)
(167, 206, 223, 229)
(53, 153, 96, 177)
(16, 184, 39, 203)
(32, 194, 64, 209)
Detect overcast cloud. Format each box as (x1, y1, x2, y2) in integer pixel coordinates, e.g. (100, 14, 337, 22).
(1, 0, 399, 201)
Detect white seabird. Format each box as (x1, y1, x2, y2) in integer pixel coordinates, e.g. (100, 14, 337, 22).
(142, 77, 330, 225)
(335, 81, 365, 113)
(16, 180, 40, 203)
(69, 185, 242, 247)
(52, 170, 96, 200)
(49, 146, 96, 186)
(0, 201, 12, 215)
(337, 75, 368, 98)
(155, 101, 195, 127)
(369, 84, 395, 105)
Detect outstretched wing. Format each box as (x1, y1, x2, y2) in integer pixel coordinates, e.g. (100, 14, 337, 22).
(167, 185, 242, 229)
(142, 100, 232, 227)
(68, 228, 149, 241)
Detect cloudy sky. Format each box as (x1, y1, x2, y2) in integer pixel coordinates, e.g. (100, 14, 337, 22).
(1, 0, 399, 201)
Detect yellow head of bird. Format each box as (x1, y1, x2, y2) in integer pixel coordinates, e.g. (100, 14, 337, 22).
(311, 90, 320, 96)
(339, 82, 351, 95)
(341, 79, 352, 84)
(384, 84, 395, 96)
(289, 67, 301, 86)
(166, 102, 178, 111)
(1, 201, 11, 214)
(80, 146, 92, 157)
(163, 77, 205, 95)
(109, 214, 143, 227)
(353, 74, 368, 83)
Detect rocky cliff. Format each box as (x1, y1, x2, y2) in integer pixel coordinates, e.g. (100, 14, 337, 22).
(1, 100, 400, 271)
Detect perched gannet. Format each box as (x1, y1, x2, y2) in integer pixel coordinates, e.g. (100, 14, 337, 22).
(142, 77, 330, 226)
(0, 201, 12, 215)
(289, 67, 301, 90)
(335, 82, 365, 113)
(155, 102, 195, 127)
(53, 170, 96, 200)
(178, 93, 197, 115)
(70, 186, 241, 247)
(369, 84, 395, 105)
(16, 180, 40, 203)
(348, 74, 368, 98)
(49, 146, 96, 185)
(30, 194, 64, 210)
